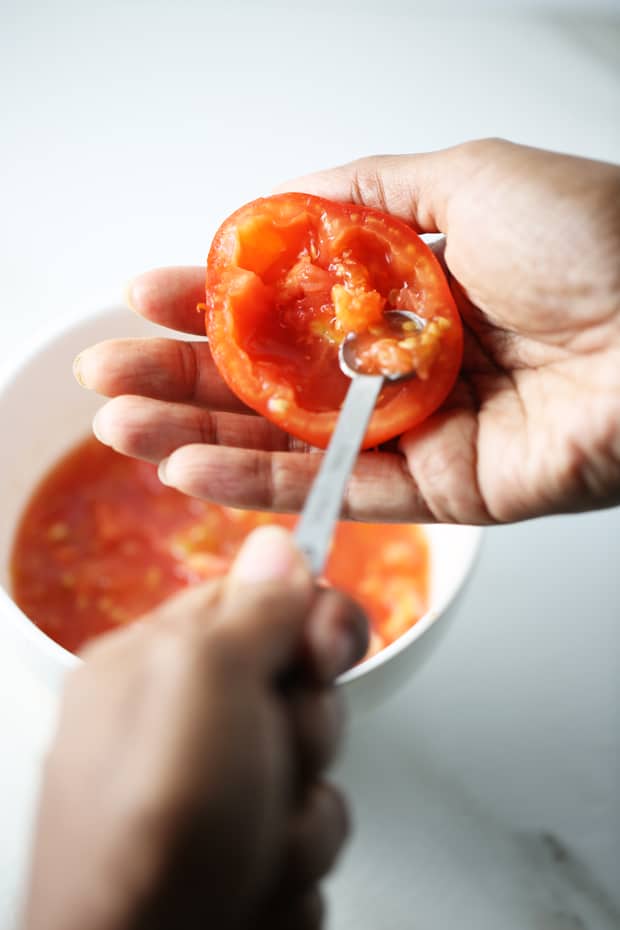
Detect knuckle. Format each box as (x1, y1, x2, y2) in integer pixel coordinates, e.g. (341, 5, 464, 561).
(456, 137, 511, 176)
(350, 161, 389, 212)
(290, 783, 350, 881)
(195, 407, 217, 445)
(269, 453, 302, 511)
(294, 689, 344, 772)
(176, 341, 198, 400)
(460, 136, 505, 155)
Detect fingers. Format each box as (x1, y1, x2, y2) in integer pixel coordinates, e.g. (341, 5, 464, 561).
(126, 266, 207, 335)
(95, 398, 491, 526)
(283, 782, 349, 887)
(266, 887, 325, 930)
(262, 786, 344, 929)
(216, 528, 372, 679)
(75, 337, 250, 414)
(274, 141, 516, 236)
(304, 588, 369, 684)
(288, 688, 344, 777)
(399, 407, 496, 524)
(158, 443, 434, 522)
(92, 396, 302, 463)
(213, 527, 314, 675)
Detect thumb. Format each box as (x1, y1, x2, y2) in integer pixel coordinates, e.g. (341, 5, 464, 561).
(216, 525, 314, 675)
(272, 149, 457, 233)
(227, 524, 310, 589)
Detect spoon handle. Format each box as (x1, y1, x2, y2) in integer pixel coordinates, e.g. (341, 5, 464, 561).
(294, 374, 384, 576)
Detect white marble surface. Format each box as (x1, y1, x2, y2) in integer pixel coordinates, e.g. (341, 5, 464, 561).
(1, 2, 619, 928)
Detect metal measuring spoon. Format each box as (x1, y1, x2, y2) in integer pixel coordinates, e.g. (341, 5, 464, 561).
(294, 309, 426, 575)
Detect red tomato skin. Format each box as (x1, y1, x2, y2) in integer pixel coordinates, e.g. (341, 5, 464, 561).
(206, 193, 463, 449)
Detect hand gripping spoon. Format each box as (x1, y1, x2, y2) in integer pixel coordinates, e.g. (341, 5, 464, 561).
(294, 310, 426, 575)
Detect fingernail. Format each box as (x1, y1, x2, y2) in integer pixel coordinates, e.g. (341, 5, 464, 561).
(73, 353, 86, 387)
(230, 525, 309, 585)
(92, 408, 106, 444)
(124, 279, 140, 313)
(158, 457, 170, 486)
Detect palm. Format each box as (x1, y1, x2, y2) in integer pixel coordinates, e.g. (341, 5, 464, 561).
(78, 140, 620, 525)
(432, 289, 620, 522)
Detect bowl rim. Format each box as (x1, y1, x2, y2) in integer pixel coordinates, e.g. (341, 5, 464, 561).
(0, 294, 129, 677)
(0, 297, 484, 684)
(338, 524, 483, 683)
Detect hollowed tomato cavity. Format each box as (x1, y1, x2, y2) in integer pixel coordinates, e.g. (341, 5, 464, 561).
(206, 194, 463, 448)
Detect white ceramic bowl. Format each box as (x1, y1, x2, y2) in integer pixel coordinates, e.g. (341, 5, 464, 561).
(0, 302, 482, 709)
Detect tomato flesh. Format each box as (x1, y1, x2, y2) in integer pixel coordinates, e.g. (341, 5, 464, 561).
(206, 193, 462, 448)
(10, 438, 430, 659)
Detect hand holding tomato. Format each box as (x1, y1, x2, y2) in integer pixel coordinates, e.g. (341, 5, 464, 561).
(21, 526, 368, 930)
(77, 139, 620, 523)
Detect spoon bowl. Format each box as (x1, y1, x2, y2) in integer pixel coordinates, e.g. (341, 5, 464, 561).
(339, 309, 426, 382)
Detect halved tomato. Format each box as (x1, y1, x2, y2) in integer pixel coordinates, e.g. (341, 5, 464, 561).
(205, 193, 462, 449)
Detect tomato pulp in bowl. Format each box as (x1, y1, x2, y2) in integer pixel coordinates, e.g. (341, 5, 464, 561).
(10, 436, 431, 662)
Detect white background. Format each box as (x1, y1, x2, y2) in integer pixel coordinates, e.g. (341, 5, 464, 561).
(1, 1, 619, 928)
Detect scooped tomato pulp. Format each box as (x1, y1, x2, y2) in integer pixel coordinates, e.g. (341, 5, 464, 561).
(205, 193, 462, 448)
(10, 438, 430, 659)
